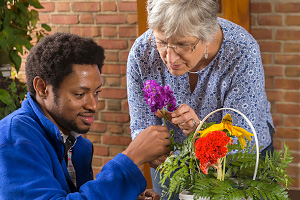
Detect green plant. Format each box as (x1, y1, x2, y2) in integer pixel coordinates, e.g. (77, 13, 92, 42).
(0, 0, 51, 72)
(0, 75, 27, 119)
(157, 119, 294, 200)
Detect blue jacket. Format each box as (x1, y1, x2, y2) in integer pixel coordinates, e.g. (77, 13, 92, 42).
(0, 93, 147, 199)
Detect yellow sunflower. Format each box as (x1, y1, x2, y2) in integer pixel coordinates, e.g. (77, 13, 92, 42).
(199, 114, 254, 149)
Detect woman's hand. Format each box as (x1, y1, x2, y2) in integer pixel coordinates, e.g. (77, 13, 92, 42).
(155, 104, 200, 136)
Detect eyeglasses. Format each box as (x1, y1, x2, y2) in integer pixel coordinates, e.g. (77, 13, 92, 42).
(148, 31, 201, 55)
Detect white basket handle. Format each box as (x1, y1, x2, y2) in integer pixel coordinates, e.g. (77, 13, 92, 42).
(192, 108, 259, 180)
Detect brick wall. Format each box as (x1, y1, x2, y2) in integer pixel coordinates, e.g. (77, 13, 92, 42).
(17, 0, 299, 189)
(251, 0, 300, 190)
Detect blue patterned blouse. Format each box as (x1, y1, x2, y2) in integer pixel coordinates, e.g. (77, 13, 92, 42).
(127, 18, 274, 151)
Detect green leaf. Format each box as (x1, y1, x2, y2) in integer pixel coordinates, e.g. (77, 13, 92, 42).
(27, 0, 44, 9)
(41, 23, 51, 32)
(0, 89, 14, 105)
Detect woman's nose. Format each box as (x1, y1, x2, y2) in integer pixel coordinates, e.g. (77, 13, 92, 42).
(166, 47, 180, 64)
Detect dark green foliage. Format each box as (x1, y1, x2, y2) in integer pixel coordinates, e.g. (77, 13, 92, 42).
(157, 126, 294, 200)
(0, 0, 51, 72)
(0, 75, 27, 119)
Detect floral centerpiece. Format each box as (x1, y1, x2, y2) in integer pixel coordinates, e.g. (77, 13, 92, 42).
(142, 80, 293, 200)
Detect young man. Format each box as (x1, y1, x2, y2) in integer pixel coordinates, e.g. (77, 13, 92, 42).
(0, 33, 170, 199)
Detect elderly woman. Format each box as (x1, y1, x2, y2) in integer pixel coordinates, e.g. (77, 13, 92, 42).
(127, 0, 274, 199)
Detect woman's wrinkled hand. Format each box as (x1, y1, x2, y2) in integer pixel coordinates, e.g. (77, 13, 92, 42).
(155, 104, 200, 136)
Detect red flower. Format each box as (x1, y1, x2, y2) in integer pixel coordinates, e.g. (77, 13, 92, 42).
(195, 131, 232, 174)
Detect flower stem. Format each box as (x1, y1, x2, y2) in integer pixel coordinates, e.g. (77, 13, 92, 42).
(162, 107, 167, 127)
(222, 155, 226, 181)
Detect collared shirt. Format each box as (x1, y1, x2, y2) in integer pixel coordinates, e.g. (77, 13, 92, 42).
(127, 18, 274, 151)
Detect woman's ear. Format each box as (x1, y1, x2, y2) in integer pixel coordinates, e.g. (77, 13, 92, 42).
(33, 76, 48, 99)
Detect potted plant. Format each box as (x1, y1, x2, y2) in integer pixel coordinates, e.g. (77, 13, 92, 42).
(157, 108, 294, 200)
(141, 80, 294, 200)
(0, 0, 51, 118)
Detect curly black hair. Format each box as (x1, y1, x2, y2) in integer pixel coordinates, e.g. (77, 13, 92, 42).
(25, 32, 105, 99)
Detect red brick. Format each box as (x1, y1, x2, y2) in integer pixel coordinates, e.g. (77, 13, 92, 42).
(80, 14, 94, 24)
(285, 92, 300, 103)
(101, 112, 130, 123)
(274, 78, 300, 90)
(102, 135, 131, 146)
(275, 55, 300, 65)
(108, 124, 124, 134)
(102, 64, 126, 75)
(106, 100, 121, 111)
(119, 27, 138, 37)
(272, 114, 283, 126)
(57, 2, 70, 12)
(118, 2, 137, 12)
(260, 54, 272, 65)
(258, 41, 281, 52)
(100, 88, 127, 99)
(265, 77, 273, 89)
(266, 90, 283, 102)
(286, 16, 300, 26)
(121, 76, 127, 87)
(39, 14, 50, 23)
(98, 39, 128, 50)
(92, 157, 103, 166)
(285, 67, 300, 77)
(39, 2, 55, 12)
(102, 27, 117, 37)
(102, 2, 117, 11)
(284, 116, 300, 127)
(51, 15, 79, 24)
(264, 66, 283, 77)
(122, 101, 129, 112)
(72, 2, 100, 12)
(285, 141, 300, 151)
(127, 14, 138, 24)
(97, 100, 105, 110)
(120, 51, 129, 62)
(275, 104, 300, 115)
(86, 134, 101, 143)
(258, 15, 282, 26)
(94, 145, 109, 156)
(250, 29, 272, 40)
(90, 122, 107, 132)
(96, 15, 126, 24)
(71, 27, 101, 37)
(276, 128, 300, 139)
(110, 147, 126, 156)
(284, 43, 300, 53)
(250, 3, 272, 13)
(275, 3, 300, 13)
(104, 52, 119, 62)
(276, 30, 300, 41)
(106, 77, 121, 86)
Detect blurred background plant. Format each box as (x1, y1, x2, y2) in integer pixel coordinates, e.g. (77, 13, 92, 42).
(0, 0, 51, 119)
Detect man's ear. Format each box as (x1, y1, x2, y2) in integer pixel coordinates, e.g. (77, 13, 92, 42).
(33, 76, 48, 99)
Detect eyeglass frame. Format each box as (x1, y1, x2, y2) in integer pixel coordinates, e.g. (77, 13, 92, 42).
(148, 31, 201, 55)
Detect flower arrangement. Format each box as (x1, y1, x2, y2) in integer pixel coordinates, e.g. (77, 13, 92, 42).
(142, 80, 294, 200)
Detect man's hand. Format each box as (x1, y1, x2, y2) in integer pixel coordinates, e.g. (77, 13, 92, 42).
(123, 125, 171, 167)
(147, 155, 167, 169)
(138, 189, 160, 200)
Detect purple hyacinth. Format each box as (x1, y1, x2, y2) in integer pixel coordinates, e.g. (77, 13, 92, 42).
(142, 80, 177, 113)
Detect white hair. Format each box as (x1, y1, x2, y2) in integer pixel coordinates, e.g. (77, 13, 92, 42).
(147, 0, 219, 42)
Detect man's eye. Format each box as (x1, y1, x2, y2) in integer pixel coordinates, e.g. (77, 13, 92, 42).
(95, 90, 102, 95)
(75, 93, 84, 98)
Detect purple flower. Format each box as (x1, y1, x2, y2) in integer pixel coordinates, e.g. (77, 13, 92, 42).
(142, 80, 177, 113)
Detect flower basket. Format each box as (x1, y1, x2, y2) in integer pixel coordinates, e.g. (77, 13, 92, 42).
(157, 108, 293, 200)
(140, 80, 293, 200)
(178, 108, 257, 200)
